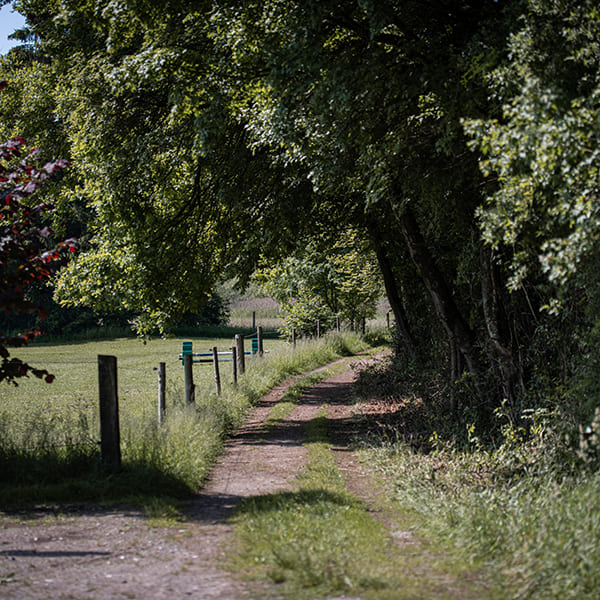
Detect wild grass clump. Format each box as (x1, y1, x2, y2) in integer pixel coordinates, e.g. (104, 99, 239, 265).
(0, 401, 98, 490)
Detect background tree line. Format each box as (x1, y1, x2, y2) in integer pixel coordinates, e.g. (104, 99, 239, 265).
(1, 0, 600, 436)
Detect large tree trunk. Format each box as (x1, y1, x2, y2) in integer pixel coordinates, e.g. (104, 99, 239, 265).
(369, 235, 417, 359)
(391, 203, 482, 377)
(480, 246, 524, 410)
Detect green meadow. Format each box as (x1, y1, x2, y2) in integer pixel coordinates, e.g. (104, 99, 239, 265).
(1, 335, 284, 425)
(0, 333, 367, 505)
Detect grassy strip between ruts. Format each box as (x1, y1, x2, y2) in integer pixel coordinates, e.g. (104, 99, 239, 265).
(262, 366, 342, 430)
(229, 407, 501, 600)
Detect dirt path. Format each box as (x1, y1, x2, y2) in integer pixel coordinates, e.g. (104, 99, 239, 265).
(0, 356, 374, 600)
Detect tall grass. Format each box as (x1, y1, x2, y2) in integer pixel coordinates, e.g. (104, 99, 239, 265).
(0, 332, 368, 505)
(354, 357, 600, 600)
(364, 439, 600, 599)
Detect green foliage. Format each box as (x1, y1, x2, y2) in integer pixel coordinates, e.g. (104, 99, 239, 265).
(6, 0, 600, 458)
(465, 0, 600, 303)
(257, 231, 382, 337)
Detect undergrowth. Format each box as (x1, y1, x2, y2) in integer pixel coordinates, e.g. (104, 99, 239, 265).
(355, 354, 600, 600)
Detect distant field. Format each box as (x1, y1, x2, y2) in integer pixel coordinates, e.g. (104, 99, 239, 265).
(228, 296, 283, 332)
(228, 296, 393, 331)
(0, 336, 287, 445)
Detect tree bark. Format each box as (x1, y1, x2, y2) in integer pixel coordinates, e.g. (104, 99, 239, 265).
(370, 235, 417, 359)
(392, 204, 481, 376)
(449, 337, 463, 414)
(480, 246, 524, 409)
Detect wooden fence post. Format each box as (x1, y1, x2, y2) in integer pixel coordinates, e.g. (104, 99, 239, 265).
(184, 354, 195, 405)
(292, 328, 296, 348)
(232, 346, 238, 386)
(212, 346, 221, 395)
(235, 334, 245, 375)
(336, 316, 340, 332)
(158, 361, 166, 424)
(257, 326, 264, 357)
(362, 316, 366, 335)
(252, 311, 256, 329)
(316, 319, 321, 338)
(98, 355, 121, 473)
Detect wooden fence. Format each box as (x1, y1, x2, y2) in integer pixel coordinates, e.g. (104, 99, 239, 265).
(97, 329, 266, 471)
(96, 317, 386, 472)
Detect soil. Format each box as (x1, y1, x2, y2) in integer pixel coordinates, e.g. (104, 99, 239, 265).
(0, 353, 399, 600)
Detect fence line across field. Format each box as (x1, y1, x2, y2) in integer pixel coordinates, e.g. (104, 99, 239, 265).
(96, 318, 385, 470)
(98, 330, 267, 469)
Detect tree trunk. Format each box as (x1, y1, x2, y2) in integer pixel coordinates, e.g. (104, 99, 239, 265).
(392, 204, 481, 376)
(370, 235, 417, 359)
(449, 337, 463, 414)
(480, 246, 524, 411)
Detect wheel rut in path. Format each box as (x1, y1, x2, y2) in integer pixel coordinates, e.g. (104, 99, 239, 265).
(0, 355, 373, 600)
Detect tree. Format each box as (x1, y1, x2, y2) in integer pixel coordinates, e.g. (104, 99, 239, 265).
(0, 86, 75, 384)
(210, 0, 525, 403)
(3, 0, 541, 413)
(464, 0, 600, 415)
(256, 230, 382, 337)
(465, 0, 600, 305)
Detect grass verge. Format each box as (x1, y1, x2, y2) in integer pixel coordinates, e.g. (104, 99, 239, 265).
(362, 439, 600, 600)
(351, 355, 600, 600)
(0, 332, 369, 506)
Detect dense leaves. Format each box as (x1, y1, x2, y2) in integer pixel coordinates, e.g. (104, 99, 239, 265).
(3, 0, 600, 426)
(466, 0, 600, 304)
(257, 231, 382, 337)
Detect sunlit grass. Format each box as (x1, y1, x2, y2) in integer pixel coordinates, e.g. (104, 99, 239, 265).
(0, 333, 368, 505)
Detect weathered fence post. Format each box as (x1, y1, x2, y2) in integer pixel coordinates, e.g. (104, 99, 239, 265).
(158, 361, 166, 424)
(362, 316, 366, 335)
(292, 328, 296, 348)
(184, 354, 195, 405)
(252, 311, 256, 329)
(212, 346, 221, 395)
(336, 316, 340, 332)
(232, 346, 238, 386)
(98, 355, 121, 473)
(316, 319, 321, 338)
(257, 326, 264, 357)
(235, 334, 245, 375)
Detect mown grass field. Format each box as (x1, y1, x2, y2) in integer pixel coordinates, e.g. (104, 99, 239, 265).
(1, 335, 286, 428)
